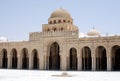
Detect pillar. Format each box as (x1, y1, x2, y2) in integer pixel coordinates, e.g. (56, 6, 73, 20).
(7, 54, 11, 69)
(17, 54, 21, 69)
(77, 50, 82, 70)
(61, 51, 67, 70)
(29, 53, 32, 69)
(92, 50, 96, 71)
(107, 50, 112, 71)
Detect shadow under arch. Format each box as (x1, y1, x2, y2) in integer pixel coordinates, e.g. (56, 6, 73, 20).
(69, 47, 77, 70)
(1, 49, 8, 68)
(96, 46, 107, 71)
(48, 42, 60, 70)
(11, 48, 18, 69)
(82, 46, 92, 71)
(111, 45, 120, 71)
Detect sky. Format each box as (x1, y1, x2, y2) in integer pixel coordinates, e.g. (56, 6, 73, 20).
(0, 0, 120, 40)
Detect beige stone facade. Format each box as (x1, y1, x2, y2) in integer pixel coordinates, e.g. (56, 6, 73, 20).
(0, 8, 120, 71)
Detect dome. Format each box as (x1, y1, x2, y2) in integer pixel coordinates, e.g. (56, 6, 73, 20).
(50, 8, 71, 18)
(87, 28, 100, 36)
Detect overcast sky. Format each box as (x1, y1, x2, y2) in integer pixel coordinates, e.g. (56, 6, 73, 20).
(0, 0, 120, 40)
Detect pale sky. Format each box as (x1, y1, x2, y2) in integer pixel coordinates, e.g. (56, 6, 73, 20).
(0, 0, 120, 40)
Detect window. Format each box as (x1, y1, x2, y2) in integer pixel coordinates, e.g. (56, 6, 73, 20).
(58, 20, 61, 23)
(53, 28, 57, 31)
(63, 20, 66, 23)
(61, 28, 64, 31)
(47, 29, 50, 32)
(54, 20, 56, 23)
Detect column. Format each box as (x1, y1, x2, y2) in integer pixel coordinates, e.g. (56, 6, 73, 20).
(107, 50, 112, 71)
(17, 54, 22, 69)
(29, 53, 32, 69)
(44, 53, 47, 70)
(7, 54, 11, 69)
(77, 50, 82, 70)
(39, 52, 44, 70)
(61, 51, 67, 70)
(92, 50, 96, 71)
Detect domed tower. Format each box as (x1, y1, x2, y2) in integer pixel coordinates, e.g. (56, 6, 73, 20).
(87, 27, 100, 36)
(42, 8, 78, 32)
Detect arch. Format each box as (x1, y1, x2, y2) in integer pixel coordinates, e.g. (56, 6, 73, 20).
(69, 47, 77, 70)
(32, 49, 39, 69)
(47, 29, 50, 32)
(1, 49, 8, 68)
(21, 48, 29, 69)
(11, 48, 18, 69)
(60, 28, 64, 31)
(82, 46, 92, 70)
(49, 42, 60, 70)
(111, 45, 120, 71)
(63, 20, 66, 23)
(58, 20, 61, 23)
(54, 20, 56, 23)
(96, 46, 107, 71)
(53, 28, 57, 31)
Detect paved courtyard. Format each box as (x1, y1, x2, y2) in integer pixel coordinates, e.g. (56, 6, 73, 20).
(0, 69, 120, 81)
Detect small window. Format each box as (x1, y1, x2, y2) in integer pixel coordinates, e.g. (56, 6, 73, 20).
(54, 20, 56, 23)
(61, 28, 64, 31)
(58, 20, 61, 23)
(47, 29, 50, 32)
(49, 21, 52, 24)
(53, 28, 57, 31)
(63, 20, 66, 23)
(68, 20, 70, 23)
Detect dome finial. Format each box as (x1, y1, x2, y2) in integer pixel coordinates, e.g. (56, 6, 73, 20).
(93, 24, 95, 29)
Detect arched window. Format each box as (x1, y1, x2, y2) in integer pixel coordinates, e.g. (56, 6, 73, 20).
(61, 28, 64, 31)
(54, 20, 56, 23)
(47, 29, 50, 32)
(68, 20, 70, 23)
(63, 20, 66, 23)
(58, 20, 61, 23)
(49, 21, 52, 24)
(53, 28, 57, 31)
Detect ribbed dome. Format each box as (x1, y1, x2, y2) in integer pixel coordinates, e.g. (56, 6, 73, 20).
(87, 28, 100, 36)
(50, 8, 71, 18)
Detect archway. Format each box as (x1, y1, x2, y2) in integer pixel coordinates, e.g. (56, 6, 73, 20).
(21, 48, 29, 69)
(96, 46, 107, 71)
(82, 47, 92, 70)
(32, 49, 39, 69)
(69, 48, 77, 70)
(112, 45, 120, 71)
(49, 42, 60, 70)
(11, 49, 17, 69)
(1, 49, 8, 68)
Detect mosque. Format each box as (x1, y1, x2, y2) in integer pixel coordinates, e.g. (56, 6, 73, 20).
(0, 8, 120, 71)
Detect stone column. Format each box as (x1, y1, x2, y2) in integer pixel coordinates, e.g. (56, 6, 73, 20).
(92, 50, 96, 71)
(39, 52, 44, 70)
(77, 50, 82, 70)
(44, 52, 47, 70)
(29, 53, 32, 69)
(61, 50, 67, 70)
(107, 50, 111, 71)
(7, 54, 11, 69)
(17, 54, 22, 69)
